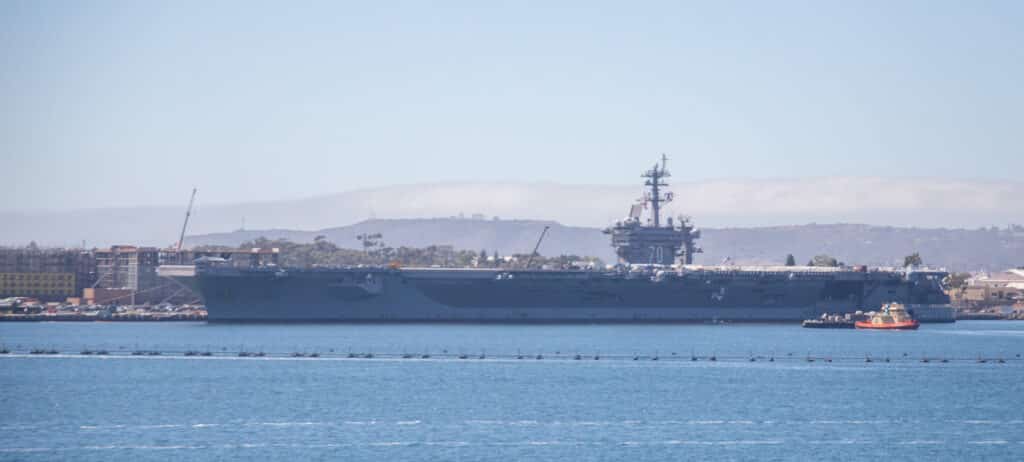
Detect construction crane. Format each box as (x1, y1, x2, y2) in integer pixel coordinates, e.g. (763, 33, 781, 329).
(177, 188, 197, 253)
(525, 225, 550, 269)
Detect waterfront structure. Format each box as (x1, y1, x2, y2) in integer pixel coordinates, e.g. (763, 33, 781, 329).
(81, 287, 136, 305)
(0, 272, 76, 301)
(0, 248, 95, 301)
(958, 269, 1024, 308)
(166, 158, 954, 323)
(0, 246, 280, 305)
(93, 246, 167, 304)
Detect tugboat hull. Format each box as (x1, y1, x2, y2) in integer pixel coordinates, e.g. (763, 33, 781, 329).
(854, 320, 920, 330)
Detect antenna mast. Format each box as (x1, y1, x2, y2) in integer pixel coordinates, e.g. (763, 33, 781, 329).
(177, 188, 197, 253)
(641, 154, 672, 227)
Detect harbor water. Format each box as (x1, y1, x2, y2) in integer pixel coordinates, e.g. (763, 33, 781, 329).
(2, 321, 1023, 461)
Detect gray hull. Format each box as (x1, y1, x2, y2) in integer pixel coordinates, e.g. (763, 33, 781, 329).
(188, 266, 954, 323)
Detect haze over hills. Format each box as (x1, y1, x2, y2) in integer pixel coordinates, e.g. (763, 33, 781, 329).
(2, 178, 1022, 250)
(186, 218, 612, 261)
(185, 218, 1024, 272)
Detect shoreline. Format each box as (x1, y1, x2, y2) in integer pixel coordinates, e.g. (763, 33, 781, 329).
(0, 313, 206, 322)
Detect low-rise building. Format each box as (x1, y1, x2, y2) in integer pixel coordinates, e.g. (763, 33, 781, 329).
(0, 248, 95, 301)
(960, 268, 1024, 308)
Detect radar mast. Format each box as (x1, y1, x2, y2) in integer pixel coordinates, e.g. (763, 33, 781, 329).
(641, 154, 673, 227)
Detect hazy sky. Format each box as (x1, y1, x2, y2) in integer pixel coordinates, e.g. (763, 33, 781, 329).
(2, 0, 1022, 211)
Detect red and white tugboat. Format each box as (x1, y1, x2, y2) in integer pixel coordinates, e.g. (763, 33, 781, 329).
(855, 303, 920, 330)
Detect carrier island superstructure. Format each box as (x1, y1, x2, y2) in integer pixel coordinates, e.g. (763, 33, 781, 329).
(163, 157, 954, 323)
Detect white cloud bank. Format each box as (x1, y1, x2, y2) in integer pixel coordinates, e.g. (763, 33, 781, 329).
(282, 177, 1021, 229)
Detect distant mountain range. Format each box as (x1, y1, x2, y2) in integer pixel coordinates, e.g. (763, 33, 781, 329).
(2, 178, 1021, 248)
(186, 218, 1024, 272)
(3, 179, 1022, 270)
(187, 218, 610, 259)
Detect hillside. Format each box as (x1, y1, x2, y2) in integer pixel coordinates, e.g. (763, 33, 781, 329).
(187, 218, 612, 261)
(5, 178, 1023, 248)
(186, 219, 1024, 271)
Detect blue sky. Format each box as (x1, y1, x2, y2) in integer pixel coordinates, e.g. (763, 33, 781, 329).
(2, 0, 1022, 211)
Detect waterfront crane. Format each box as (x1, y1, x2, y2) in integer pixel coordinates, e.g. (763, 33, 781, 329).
(177, 188, 197, 254)
(525, 225, 550, 269)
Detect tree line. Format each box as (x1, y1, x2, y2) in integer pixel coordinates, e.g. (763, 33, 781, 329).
(782, 252, 924, 268)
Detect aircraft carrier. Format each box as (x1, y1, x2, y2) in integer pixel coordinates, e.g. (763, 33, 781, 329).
(164, 157, 954, 323)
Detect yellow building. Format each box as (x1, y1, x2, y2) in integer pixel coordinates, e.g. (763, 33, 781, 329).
(0, 272, 76, 299)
